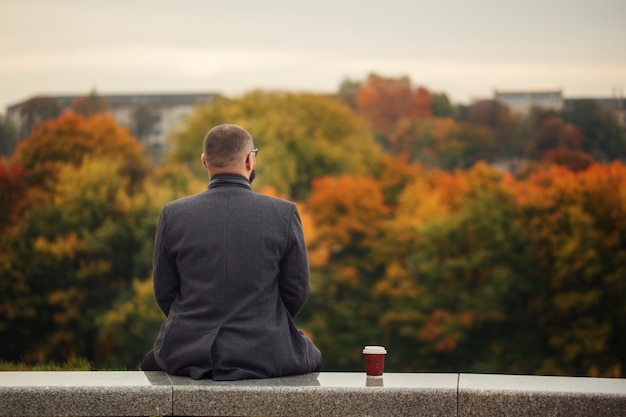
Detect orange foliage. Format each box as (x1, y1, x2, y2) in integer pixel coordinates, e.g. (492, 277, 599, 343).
(0, 158, 27, 230)
(307, 175, 389, 252)
(413, 87, 433, 118)
(417, 309, 459, 353)
(11, 112, 144, 189)
(374, 154, 424, 206)
(355, 74, 432, 135)
(392, 168, 472, 229)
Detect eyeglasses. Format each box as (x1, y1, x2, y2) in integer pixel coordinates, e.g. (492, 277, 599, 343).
(246, 148, 258, 162)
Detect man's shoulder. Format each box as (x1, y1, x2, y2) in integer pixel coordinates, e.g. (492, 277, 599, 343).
(163, 191, 208, 211)
(250, 192, 297, 210)
(252, 192, 294, 204)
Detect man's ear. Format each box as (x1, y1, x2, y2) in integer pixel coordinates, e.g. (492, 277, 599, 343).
(201, 153, 209, 171)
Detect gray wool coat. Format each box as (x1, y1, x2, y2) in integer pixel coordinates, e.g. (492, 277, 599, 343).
(151, 174, 322, 380)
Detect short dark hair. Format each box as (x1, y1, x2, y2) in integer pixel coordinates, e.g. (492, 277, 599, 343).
(203, 124, 253, 168)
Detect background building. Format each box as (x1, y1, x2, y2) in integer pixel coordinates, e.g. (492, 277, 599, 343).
(6, 92, 218, 152)
(494, 90, 564, 116)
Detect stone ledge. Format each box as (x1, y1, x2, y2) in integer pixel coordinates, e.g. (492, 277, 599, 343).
(0, 371, 171, 416)
(459, 373, 626, 417)
(0, 371, 624, 417)
(169, 373, 458, 417)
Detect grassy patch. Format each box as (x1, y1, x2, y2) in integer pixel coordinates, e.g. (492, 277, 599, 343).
(0, 356, 92, 371)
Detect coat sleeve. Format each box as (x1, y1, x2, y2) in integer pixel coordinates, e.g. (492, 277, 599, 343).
(153, 205, 179, 317)
(277, 204, 311, 318)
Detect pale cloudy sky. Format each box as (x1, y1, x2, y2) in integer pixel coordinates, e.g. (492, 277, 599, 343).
(1, 0, 625, 112)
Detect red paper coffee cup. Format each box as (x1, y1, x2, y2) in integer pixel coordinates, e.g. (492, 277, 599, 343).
(363, 345, 387, 376)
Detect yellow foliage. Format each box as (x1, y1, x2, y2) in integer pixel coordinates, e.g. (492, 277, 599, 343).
(33, 233, 85, 261)
(373, 260, 418, 298)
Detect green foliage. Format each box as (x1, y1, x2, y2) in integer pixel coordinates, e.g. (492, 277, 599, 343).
(563, 99, 626, 161)
(511, 164, 626, 376)
(167, 91, 381, 200)
(370, 164, 535, 372)
(0, 115, 18, 156)
(0, 156, 165, 365)
(430, 93, 454, 118)
(0, 109, 202, 368)
(465, 100, 520, 159)
(96, 278, 165, 369)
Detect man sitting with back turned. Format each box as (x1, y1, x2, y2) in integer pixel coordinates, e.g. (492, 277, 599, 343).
(141, 123, 322, 380)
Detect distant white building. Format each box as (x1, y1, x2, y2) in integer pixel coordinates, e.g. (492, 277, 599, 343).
(6, 92, 219, 147)
(494, 90, 564, 116)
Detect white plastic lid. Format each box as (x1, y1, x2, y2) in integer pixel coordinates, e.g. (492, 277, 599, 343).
(362, 345, 387, 354)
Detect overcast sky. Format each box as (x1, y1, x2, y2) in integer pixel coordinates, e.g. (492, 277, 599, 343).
(1, 0, 625, 112)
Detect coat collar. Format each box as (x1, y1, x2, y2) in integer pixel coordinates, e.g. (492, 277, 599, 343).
(208, 173, 252, 190)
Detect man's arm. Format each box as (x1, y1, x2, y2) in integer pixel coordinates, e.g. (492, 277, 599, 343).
(278, 205, 311, 318)
(153, 206, 179, 317)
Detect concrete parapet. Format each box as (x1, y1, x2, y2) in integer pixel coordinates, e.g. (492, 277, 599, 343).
(0, 371, 624, 416)
(169, 372, 458, 416)
(459, 373, 626, 417)
(0, 371, 171, 416)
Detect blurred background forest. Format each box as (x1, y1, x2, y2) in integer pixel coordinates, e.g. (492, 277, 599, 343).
(1, 74, 625, 377)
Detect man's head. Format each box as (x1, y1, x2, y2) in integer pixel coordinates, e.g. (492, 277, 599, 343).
(201, 124, 256, 182)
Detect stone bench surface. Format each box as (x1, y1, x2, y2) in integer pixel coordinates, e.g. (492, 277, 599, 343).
(458, 374, 626, 417)
(170, 373, 458, 417)
(0, 371, 625, 417)
(0, 371, 171, 417)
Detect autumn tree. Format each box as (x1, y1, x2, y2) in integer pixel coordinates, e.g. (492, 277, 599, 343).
(431, 93, 455, 118)
(0, 158, 26, 233)
(168, 90, 381, 201)
(510, 164, 626, 376)
(387, 117, 455, 165)
(388, 118, 495, 169)
(371, 164, 535, 372)
(304, 175, 390, 368)
(371, 154, 424, 208)
(465, 100, 519, 159)
(0, 158, 141, 362)
(525, 115, 584, 159)
(0, 153, 201, 367)
(0, 111, 164, 367)
(95, 277, 164, 368)
(354, 74, 433, 145)
(563, 99, 626, 161)
(0, 115, 18, 156)
(11, 112, 147, 191)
